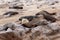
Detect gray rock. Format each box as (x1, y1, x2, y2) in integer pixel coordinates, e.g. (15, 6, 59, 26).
(3, 22, 22, 30)
(3, 22, 30, 33)
(48, 23, 60, 31)
(0, 26, 6, 31)
(6, 28, 12, 32)
(32, 26, 52, 34)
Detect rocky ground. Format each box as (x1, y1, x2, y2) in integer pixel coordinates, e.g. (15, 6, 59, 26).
(0, 0, 60, 40)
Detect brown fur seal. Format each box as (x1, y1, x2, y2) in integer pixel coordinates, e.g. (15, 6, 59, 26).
(36, 11, 57, 22)
(19, 16, 38, 21)
(9, 6, 23, 9)
(19, 15, 48, 28)
(3, 11, 19, 17)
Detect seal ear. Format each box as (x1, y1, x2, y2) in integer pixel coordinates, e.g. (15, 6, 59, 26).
(21, 19, 29, 24)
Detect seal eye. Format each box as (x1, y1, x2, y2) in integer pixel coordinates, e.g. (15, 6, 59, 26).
(19, 18, 22, 21)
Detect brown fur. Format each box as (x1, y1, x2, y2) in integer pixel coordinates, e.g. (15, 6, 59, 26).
(36, 11, 57, 22)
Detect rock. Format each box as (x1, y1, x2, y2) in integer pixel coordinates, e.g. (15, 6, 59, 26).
(0, 32, 22, 40)
(55, 13, 60, 21)
(3, 23, 20, 30)
(0, 26, 7, 31)
(21, 18, 29, 24)
(32, 26, 52, 35)
(48, 23, 60, 31)
(3, 22, 30, 33)
(48, 23, 60, 35)
(39, 35, 50, 40)
(29, 30, 50, 40)
(6, 28, 12, 32)
(31, 31, 41, 40)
